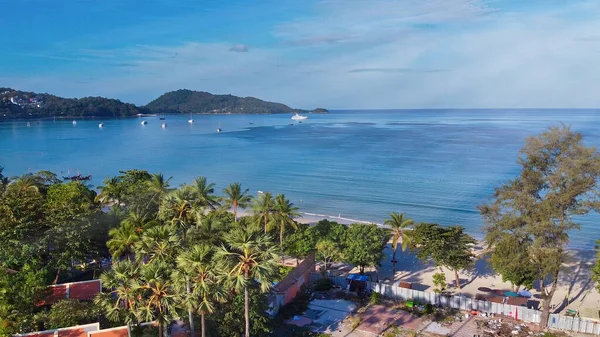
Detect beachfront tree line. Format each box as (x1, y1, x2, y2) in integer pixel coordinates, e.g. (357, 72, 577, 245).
(1, 124, 600, 334)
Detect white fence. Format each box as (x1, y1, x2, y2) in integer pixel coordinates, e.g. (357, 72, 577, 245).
(309, 273, 600, 335)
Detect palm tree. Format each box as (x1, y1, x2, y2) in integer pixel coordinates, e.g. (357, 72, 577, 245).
(176, 244, 225, 337)
(188, 211, 229, 246)
(159, 186, 196, 239)
(252, 192, 274, 233)
(108, 212, 159, 261)
(385, 212, 414, 278)
(95, 260, 141, 325)
(96, 176, 122, 204)
(134, 225, 181, 264)
(146, 173, 172, 209)
(221, 182, 252, 222)
(134, 262, 178, 337)
(107, 221, 140, 261)
(270, 194, 301, 260)
(192, 176, 220, 210)
(216, 227, 279, 337)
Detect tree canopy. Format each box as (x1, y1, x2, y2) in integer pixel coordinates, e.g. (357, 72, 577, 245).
(479, 124, 600, 328)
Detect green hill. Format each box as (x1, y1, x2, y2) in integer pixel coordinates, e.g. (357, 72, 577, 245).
(144, 89, 304, 114)
(0, 88, 325, 119)
(0, 88, 146, 119)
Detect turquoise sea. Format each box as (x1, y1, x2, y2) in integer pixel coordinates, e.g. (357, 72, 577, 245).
(1, 110, 599, 248)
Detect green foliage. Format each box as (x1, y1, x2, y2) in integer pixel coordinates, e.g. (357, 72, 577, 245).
(312, 220, 347, 243)
(369, 291, 382, 305)
(593, 240, 600, 294)
(0, 265, 48, 335)
(284, 224, 317, 261)
(38, 299, 100, 329)
(275, 266, 294, 282)
(145, 89, 302, 115)
(432, 272, 446, 293)
(409, 223, 476, 288)
(424, 303, 434, 315)
(313, 278, 333, 291)
(489, 235, 536, 290)
(208, 287, 273, 337)
(479, 125, 600, 326)
(342, 224, 389, 273)
(316, 239, 342, 272)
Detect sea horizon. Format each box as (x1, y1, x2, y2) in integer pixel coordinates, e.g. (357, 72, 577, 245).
(2, 109, 599, 249)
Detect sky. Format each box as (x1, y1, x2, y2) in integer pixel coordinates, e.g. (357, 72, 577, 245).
(1, 0, 600, 109)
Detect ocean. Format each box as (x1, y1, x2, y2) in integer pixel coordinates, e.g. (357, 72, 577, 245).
(1, 110, 599, 248)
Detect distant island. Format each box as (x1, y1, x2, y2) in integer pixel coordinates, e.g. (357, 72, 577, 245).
(0, 87, 327, 119)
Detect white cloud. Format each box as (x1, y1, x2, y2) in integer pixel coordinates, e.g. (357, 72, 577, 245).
(5, 0, 600, 108)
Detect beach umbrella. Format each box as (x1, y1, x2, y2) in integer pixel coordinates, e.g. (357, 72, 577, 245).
(517, 290, 532, 298)
(477, 287, 492, 292)
(505, 291, 519, 297)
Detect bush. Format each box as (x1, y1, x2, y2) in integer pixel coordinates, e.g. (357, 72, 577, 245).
(433, 272, 446, 293)
(313, 278, 333, 291)
(424, 303, 434, 315)
(369, 291, 382, 305)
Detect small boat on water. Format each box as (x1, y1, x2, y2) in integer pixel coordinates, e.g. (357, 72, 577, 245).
(98, 123, 104, 128)
(188, 113, 194, 124)
(161, 122, 167, 128)
(62, 174, 92, 181)
(72, 120, 77, 125)
(291, 113, 308, 120)
(141, 120, 148, 125)
(159, 113, 166, 120)
(27, 122, 31, 127)
(216, 128, 222, 132)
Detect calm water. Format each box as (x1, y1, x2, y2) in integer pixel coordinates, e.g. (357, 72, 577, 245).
(1, 110, 599, 248)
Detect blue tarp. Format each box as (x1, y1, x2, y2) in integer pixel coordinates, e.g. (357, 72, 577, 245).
(346, 274, 369, 282)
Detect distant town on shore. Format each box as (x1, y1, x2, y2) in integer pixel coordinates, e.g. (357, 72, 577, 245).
(0, 88, 328, 119)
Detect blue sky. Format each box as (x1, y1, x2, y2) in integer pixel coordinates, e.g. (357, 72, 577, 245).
(1, 0, 600, 108)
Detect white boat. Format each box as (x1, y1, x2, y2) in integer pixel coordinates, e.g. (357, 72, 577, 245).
(216, 127, 222, 132)
(27, 122, 31, 127)
(72, 120, 77, 125)
(98, 123, 104, 128)
(141, 120, 147, 125)
(188, 113, 194, 124)
(161, 122, 167, 128)
(291, 113, 308, 120)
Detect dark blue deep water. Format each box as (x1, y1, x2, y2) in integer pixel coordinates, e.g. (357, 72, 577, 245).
(2, 110, 599, 248)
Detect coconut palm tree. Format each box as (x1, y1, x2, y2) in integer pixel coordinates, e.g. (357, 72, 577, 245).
(134, 225, 181, 264)
(221, 182, 252, 222)
(176, 244, 225, 337)
(216, 227, 279, 337)
(134, 262, 178, 337)
(95, 260, 141, 325)
(188, 211, 229, 246)
(252, 192, 274, 233)
(270, 194, 301, 259)
(146, 173, 172, 211)
(159, 186, 197, 239)
(385, 212, 414, 277)
(96, 176, 122, 204)
(107, 221, 140, 261)
(108, 212, 159, 261)
(191, 176, 220, 210)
